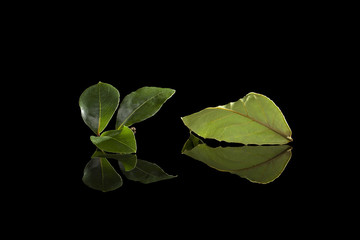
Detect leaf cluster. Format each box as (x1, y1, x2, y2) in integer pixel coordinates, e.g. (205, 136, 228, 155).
(79, 82, 176, 192)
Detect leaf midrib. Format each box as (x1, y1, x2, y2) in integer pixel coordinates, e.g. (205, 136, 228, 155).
(232, 146, 292, 172)
(196, 146, 292, 173)
(104, 135, 135, 152)
(117, 92, 163, 130)
(207, 107, 292, 141)
(97, 83, 102, 136)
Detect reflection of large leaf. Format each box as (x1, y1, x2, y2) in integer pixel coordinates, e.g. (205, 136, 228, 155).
(82, 157, 123, 192)
(90, 127, 136, 153)
(230, 152, 291, 184)
(115, 87, 175, 129)
(120, 159, 176, 184)
(79, 82, 120, 135)
(182, 135, 292, 184)
(181, 92, 292, 145)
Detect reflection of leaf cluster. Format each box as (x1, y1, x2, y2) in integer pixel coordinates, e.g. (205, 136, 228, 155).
(79, 82, 176, 192)
(83, 150, 176, 192)
(181, 92, 293, 184)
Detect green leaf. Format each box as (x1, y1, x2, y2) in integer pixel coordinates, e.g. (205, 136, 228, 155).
(182, 135, 292, 184)
(181, 92, 292, 145)
(120, 159, 177, 184)
(79, 82, 120, 135)
(90, 127, 137, 153)
(82, 157, 123, 192)
(115, 87, 175, 129)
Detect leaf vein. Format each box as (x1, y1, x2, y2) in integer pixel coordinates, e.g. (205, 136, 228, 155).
(107, 136, 135, 151)
(97, 84, 102, 136)
(208, 107, 289, 140)
(232, 147, 291, 171)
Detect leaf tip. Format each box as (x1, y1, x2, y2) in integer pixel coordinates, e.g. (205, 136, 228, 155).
(166, 88, 176, 98)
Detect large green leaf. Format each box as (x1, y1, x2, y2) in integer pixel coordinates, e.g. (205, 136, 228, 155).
(182, 134, 292, 184)
(181, 92, 292, 145)
(90, 127, 136, 153)
(82, 157, 123, 192)
(79, 82, 120, 135)
(120, 159, 177, 184)
(115, 87, 175, 129)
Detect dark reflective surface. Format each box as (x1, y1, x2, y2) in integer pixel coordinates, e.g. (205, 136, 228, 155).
(182, 134, 292, 184)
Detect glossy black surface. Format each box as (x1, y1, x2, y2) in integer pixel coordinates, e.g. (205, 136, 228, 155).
(11, 13, 338, 237)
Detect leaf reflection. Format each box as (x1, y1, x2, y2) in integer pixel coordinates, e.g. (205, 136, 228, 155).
(82, 149, 176, 192)
(182, 134, 292, 184)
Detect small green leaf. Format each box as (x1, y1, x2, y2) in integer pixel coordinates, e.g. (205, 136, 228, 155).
(115, 87, 175, 129)
(181, 92, 292, 145)
(90, 127, 137, 153)
(121, 159, 177, 184)
(79, 82, 120, 135)
(82, 157, 123, 192)
(182, 135, 292, 184)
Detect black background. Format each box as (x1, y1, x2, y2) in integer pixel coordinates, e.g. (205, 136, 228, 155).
(5, 5, 351, 237)
(33, 17, 332, 235)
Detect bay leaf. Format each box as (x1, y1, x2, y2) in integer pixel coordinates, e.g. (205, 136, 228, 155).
(182, 134, 292, 184)
(181, 92, 292, 145)
(79, 82, 120, 135)
(90, 127, 136, 153)
(82, 157, 123, 192)
(115, 87, 175, 129)
(120, 159, 177, 184)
